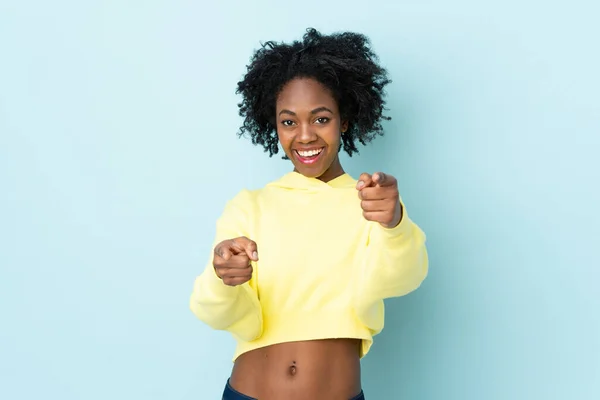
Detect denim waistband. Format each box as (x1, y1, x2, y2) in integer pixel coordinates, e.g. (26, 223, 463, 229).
(222, 379, 365, 400)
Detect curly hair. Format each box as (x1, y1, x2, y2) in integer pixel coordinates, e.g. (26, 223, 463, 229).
(235, 28, 392, 157)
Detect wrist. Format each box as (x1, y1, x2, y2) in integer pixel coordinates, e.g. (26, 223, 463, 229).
(380, 202, 403, 229)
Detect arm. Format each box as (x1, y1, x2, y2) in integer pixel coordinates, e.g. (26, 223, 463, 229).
(189, 190, 263, 342)
(355, 172, 429, 335)
(361, 200, 428, 300)
(355, 201, 428, 335)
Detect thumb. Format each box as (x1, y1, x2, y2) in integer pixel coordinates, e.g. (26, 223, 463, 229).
(356, 173, 373, 190)
(245, 241, 259, 262)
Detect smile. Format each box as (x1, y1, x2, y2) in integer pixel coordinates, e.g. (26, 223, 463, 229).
(294, 147, 324, 165)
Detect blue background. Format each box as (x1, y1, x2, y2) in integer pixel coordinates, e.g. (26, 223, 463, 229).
(1, 1, 598, 399)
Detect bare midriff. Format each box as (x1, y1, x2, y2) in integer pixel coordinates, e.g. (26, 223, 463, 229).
(229, 339, 362, 400)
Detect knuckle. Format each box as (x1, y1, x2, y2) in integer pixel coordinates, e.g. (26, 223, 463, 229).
(238, 257, 250, 268)
(227, 258, 240, 268)
(213, 257, 224, 267)
(237, 277, 249, 286)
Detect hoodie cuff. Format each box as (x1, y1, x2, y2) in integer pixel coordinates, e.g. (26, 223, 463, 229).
(197, 263, 241, 298)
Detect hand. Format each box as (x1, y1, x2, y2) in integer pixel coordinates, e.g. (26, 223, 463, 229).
(356, 172, 403, 228)
(213, 236, 258, 286)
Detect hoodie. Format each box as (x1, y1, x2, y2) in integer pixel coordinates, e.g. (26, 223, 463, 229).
(189, 171, 428, 361)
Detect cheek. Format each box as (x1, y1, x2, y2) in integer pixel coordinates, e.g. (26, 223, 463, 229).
(324, 127, 342, 146)
(276, 130, 292, 150)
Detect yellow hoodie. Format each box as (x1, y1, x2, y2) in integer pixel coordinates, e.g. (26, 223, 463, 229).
(190, 171, 428, 361)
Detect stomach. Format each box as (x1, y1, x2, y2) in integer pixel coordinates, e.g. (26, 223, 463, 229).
(229, 338, 363, 400)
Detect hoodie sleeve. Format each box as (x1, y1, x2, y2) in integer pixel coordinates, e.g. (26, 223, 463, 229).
(355, 198, 429, 334)
(189, 190, 263, 342)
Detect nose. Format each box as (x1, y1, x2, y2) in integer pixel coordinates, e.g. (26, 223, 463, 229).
(297, 123, 318, 143)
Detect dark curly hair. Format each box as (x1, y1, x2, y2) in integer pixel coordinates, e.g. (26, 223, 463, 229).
(235, 28, 392, 157)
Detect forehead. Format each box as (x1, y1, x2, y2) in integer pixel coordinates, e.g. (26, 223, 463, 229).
(276, 78, 338, 112)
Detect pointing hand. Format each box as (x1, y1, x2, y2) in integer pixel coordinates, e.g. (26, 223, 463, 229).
(356, 172, 403, 228)
(213, 236, 258, 286)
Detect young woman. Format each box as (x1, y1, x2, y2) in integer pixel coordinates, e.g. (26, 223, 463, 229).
(190, 28, 428, 400)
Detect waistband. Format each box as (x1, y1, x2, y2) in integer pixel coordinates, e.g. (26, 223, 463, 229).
(222, 379, 365, 400)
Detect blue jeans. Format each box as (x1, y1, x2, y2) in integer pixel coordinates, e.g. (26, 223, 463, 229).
(222, 379, 365, 400)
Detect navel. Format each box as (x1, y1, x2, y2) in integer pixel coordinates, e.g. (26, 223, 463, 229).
(288, 360, 297, 376)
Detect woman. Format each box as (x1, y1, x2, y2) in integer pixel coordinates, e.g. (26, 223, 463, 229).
(190, 28, 428, 400)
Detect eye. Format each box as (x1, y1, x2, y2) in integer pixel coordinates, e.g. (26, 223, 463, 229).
(315, 117, 330, 124)
(281, 120, 295, 127)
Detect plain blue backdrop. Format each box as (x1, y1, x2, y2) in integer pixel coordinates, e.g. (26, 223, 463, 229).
(1, 1, 599, 399)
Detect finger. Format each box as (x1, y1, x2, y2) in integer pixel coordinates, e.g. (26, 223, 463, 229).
(214, 254, 251, 269)
(373, 172, 397, 187)
(232, 236, 259, 261)
(356, 173, 373, 190)
(372, 172, 385, 186)
(359, 186, 399, 201)
(222, 275, 253, 287)
(361, 199, 390, 212)
(214, 243, 234, 261)
(217, 265, 253, 279)
(358, 186, 383, 200)
(362, 210, 390, 223)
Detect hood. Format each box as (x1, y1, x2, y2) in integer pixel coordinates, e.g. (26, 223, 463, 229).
(266, 171, 357, 193)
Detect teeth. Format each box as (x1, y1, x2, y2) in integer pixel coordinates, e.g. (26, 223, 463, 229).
(297, 148, 323, 157)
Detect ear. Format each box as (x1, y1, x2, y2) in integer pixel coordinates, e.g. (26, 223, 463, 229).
(341, 120, 349, 133)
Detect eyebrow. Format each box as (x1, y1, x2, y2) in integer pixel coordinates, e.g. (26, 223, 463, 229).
(278, 106, 334, 116)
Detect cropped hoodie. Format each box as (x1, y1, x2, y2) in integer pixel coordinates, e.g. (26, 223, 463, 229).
(190, 172, 428, 361)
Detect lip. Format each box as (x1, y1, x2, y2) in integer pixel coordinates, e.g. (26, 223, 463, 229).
(293, 147, 325, 165)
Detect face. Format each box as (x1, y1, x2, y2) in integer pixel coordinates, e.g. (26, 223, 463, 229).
(275, 77, 348, 182)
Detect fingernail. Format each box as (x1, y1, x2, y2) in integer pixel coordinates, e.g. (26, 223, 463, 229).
(252, 251, 258, 260)
(357, 181, 364, 189)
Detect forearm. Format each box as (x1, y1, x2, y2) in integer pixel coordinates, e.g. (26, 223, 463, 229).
(361, 212, 428, 301)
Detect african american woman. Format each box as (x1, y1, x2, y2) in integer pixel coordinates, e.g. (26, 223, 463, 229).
(190, 28, 429, 400)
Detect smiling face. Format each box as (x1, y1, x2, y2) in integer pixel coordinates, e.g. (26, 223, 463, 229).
(275, 77, 348, 182)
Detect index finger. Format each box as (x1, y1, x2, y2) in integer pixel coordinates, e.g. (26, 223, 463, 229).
(214, 241, 234, 261)
(232, 236, 259, 261)
(373, 172, 397, 187)
(214, 238, 250, 260)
